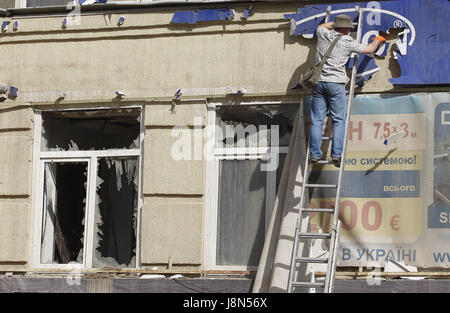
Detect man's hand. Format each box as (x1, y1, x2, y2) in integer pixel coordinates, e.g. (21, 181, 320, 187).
(317, 22, 334, 30)
(361, 34, 386, 54)
(372, 35, 386, 44)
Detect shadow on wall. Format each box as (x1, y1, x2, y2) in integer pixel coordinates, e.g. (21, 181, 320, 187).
(283, 31, 317, 93)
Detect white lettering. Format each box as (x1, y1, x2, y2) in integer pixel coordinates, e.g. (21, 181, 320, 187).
(395, 29, 411, 55)
(440, 212, 449, 224)
(184, 297, 217, 311)
(361, 30, 378, 45)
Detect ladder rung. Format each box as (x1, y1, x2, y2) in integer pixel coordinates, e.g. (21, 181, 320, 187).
(305, 183, 337, 188)
(295, 257, 328, 264)
(310, 159, 335, 165)
(291, 281, 325, 288)
(301, 208, 335, 213)
(298, 232, 332, 239)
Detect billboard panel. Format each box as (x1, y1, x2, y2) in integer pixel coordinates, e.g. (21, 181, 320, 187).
(303, 92, 450, 268)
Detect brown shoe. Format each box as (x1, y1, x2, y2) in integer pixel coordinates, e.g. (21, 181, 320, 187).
(332, 157, 341, 167)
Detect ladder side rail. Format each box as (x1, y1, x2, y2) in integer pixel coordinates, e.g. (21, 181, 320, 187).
(328, 221, 341, 293)
(325, 6, 332, 23)
(287, 131, 312, 293)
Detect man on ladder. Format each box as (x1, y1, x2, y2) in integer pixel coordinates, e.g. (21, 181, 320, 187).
(287, 11, 387, 293)
(310, 14, 385, 166)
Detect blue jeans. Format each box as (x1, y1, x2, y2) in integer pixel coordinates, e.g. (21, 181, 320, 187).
(309, 81, 346, 159)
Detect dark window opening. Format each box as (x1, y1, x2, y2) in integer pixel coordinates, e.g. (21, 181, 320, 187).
(93, 158, 138, 268)
(41, 162, 87, 264)
(41, 108, 140, 151)
(216, 105, 297, 147)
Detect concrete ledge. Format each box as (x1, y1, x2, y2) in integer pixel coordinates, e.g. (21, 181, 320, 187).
(0, 276, 253, 293)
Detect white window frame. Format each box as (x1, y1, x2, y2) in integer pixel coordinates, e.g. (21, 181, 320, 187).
(15, 0, 27, 8)
(30, 105, 145, 270)
(204, 102, 293, 271)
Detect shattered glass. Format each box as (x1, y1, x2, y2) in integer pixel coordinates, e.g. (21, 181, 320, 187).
(41, 108, 141, 151)
(215, 105, 298, 148)
(39, 107, 141, 269)
(41, 162, 87, 265)
(92, 158, 138, 268)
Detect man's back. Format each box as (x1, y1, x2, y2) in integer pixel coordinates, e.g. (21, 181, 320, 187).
(316, 27, 366, 84)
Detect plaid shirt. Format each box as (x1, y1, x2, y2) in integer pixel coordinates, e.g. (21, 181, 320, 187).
(316, 27, 366, 83)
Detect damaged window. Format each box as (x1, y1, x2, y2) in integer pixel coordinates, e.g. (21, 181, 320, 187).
(36, 108, 142, 269)
(93, 158, 138, 268)
(215, 105, 296, 148)
(41, 161, 87, 264)
(213, 104, 297, 268)
(41, 109, 140, 151)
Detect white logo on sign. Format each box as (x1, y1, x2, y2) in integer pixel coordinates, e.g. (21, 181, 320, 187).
(292, 7, 416, 46)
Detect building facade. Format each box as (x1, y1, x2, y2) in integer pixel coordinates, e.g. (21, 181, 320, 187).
(0, 0, 448, 290)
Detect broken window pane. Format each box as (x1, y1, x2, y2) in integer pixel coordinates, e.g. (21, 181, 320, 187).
(215, 105, 297, 148)
(41, 162, 87, 264)
(92, 157, 138, 268)
(41, 108, 141, 151)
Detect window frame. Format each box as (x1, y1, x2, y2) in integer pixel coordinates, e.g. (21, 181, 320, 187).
(204, 102, 294, 271)
(15, 0, 26, 8)
(30, 105, 145, 270)
(37, 157, 91, 270)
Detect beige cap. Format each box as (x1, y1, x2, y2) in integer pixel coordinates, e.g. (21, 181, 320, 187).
(332, 14, 355, 29)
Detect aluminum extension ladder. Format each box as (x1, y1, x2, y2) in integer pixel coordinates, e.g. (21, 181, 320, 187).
(287, 6, 364, 293)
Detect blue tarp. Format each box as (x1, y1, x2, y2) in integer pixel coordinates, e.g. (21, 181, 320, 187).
(171, 9, 235, 25)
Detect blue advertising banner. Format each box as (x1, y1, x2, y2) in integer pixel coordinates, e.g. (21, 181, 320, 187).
(286, 0, 449, 86)
(428, 102, 450, 229)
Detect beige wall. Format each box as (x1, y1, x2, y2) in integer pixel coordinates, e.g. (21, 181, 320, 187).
(0, 4, 399, 104)
(0, 0, 14, 9)
(0, 106, 33, 266)
(141, 101, 206, 267)
(0, 3, 409, 270)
